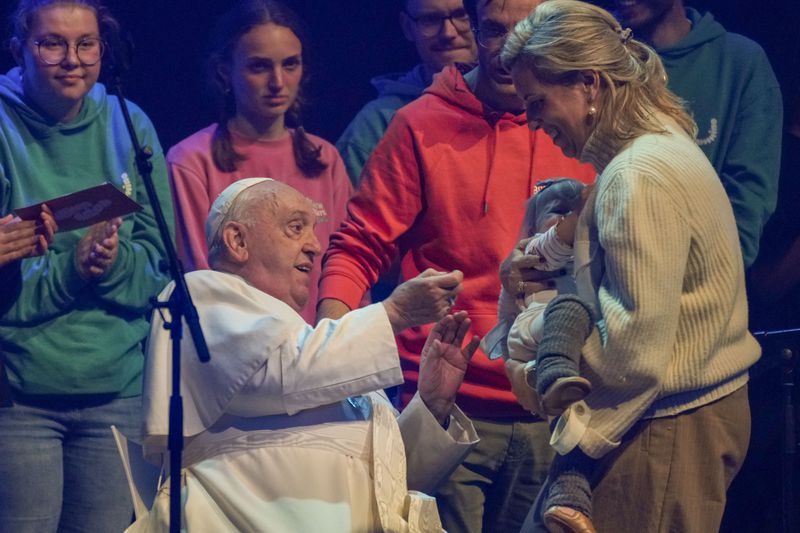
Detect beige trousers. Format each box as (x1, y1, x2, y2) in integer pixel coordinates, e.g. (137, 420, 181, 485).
(591, 385, 751, 533)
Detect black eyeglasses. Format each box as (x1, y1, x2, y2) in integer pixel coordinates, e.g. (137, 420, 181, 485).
(32, 36, 105, 66)
(473, 25, 509, 48)
(405, 9, 471, 37)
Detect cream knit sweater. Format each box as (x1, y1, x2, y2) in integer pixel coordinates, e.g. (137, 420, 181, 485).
(568, 115, 760, 458)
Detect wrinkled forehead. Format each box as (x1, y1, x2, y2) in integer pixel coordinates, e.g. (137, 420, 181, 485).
(252, 183, 317, 224)
(277, 189, 316, 216)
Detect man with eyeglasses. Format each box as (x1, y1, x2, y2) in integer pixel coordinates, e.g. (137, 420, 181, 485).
(336, 0, 477, 186)
(319, 1, 596, 531)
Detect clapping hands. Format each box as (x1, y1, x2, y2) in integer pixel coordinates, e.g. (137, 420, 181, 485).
(75, 217, 122, 279)
(0, 205, 57, 267)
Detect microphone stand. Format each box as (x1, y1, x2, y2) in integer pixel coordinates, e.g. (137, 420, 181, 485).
(106, 33, 210, 533)
(753, 327, 800, 533)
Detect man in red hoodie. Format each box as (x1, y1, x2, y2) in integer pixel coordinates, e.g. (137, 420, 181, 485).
(318, 1, 595, 531)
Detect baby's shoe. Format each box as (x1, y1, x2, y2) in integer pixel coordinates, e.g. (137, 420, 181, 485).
(544, 505, 597, 533)
(540, 376, 591, 417)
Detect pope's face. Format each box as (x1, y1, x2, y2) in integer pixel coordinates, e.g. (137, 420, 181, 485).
(241, 185, 321, 313)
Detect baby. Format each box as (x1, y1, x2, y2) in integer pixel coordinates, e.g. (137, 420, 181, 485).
(485, 178, 594, 411)
(483, 178, 598, 532)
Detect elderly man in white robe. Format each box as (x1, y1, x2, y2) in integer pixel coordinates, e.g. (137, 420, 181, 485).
(129, 178, 481, 532)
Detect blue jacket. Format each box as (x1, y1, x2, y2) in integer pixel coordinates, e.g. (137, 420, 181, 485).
(336, 64, 428, 186)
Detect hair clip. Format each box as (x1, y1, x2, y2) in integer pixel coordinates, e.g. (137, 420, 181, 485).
(618, 27, 633, 45)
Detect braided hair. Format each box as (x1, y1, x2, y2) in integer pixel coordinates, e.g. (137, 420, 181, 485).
(206, 0, 326, 176)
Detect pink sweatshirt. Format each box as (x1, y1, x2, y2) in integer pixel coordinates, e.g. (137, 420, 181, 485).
(167, 125, 353, 324)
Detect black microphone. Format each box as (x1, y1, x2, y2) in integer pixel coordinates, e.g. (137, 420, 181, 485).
(104, 28, 134, 83)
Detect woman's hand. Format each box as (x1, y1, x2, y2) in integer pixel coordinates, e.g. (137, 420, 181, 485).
(75, 217, 122, 279)
(499, 237, 562, 299)
(418, 311, 481, 426)
(0, 205, 58, 267)
(36, 204, 58, 253)
(504, 358, 545, 417)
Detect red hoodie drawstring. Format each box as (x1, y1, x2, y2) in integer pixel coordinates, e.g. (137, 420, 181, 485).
(481, 117, 499, 216)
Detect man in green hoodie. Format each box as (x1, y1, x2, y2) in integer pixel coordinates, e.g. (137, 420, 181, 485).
(613, 0, 782, 269)
(336, 0, 477, 186)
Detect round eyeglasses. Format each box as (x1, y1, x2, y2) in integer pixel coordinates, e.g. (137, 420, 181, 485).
(473, 26, 509, 48)
(32, 37, 106, 66)
(405, 9, 472, 38)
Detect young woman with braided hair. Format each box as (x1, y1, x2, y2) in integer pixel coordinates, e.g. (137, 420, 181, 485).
(167, 0, 353, 324)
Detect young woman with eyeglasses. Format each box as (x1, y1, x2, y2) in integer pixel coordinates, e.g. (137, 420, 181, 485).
(167, 0, 354, 324)
(0, 1, 174, 530)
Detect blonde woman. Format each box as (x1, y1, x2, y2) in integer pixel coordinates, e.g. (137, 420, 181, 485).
(500, 1, 759, 531)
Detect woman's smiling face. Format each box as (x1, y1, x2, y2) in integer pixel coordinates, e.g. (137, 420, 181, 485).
(511, 63, 596, 159)
(15, 5, 102, 122)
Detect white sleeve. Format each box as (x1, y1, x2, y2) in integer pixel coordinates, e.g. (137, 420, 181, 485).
(227, 303, 404, 416)
(143, 272, 403, 439)
(397, 392, 479, 493)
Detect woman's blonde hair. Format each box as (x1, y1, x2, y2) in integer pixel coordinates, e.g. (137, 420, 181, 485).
(501, 0, 696, 144)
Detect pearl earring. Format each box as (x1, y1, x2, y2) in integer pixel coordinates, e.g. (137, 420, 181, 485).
(586, 104, 597, 125)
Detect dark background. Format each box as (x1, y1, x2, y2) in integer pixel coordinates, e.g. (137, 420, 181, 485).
(1, 0, 796, 150)
(1, 2, 798, 530)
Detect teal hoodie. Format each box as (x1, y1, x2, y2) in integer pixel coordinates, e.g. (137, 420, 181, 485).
(657, 9, 782, 268)
(0, 67, 174, 397)
(336, 64, 428, 185)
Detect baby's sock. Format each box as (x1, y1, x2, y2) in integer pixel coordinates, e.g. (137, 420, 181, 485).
(545, 447, 594, 517)
(535, 294, 594, 395)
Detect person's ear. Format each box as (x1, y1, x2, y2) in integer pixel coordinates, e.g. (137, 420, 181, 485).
(216, 62, 232, 94)
(581, 70, 601, 101)
(222, 221, 249, 264)
(399, 11, 416, 43)
(10, 37, 24, 67)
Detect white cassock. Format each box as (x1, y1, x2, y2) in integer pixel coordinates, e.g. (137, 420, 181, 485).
(127, 270, 478, 533)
